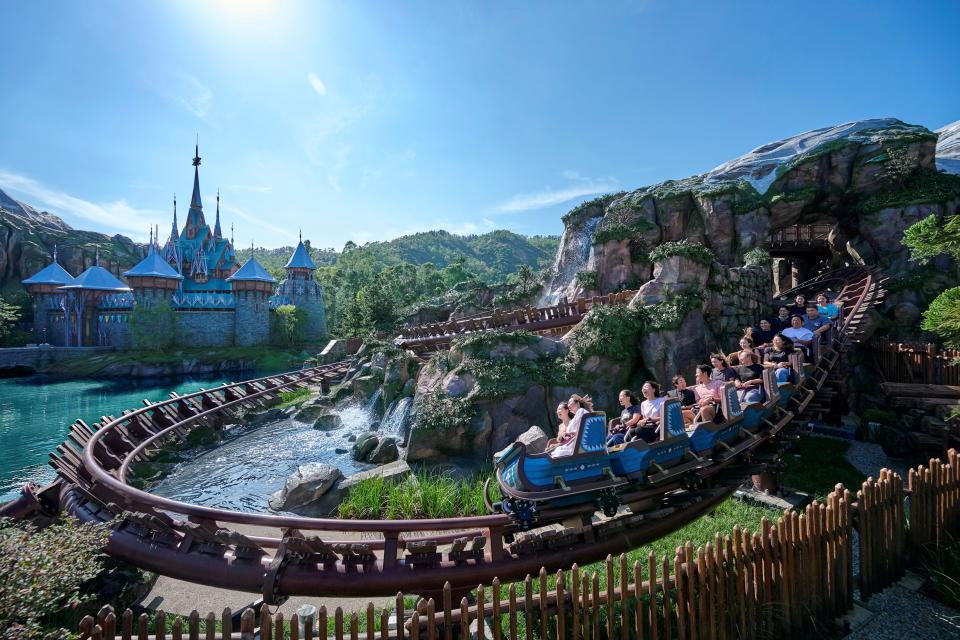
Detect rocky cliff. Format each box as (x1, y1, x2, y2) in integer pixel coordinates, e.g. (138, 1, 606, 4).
(408, 117, 960, 462)
(542, 118, 960, 335)
(0, 189, 144, 297)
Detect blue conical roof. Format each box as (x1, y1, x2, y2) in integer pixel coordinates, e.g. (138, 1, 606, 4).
(227, 256, 276, 283)
(22, 260, 74, 286)
(59, 265, 130, 292)
(123, 247, 183, 280)
(284, 240, 316, 270)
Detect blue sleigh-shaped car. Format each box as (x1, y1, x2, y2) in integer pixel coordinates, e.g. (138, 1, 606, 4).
(495, 397, 712, 520)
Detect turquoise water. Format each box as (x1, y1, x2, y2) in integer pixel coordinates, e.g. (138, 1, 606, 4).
(0, 373, 243, 502)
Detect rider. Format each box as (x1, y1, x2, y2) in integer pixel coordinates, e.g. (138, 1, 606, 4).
(606, 389, 642, 447)
(548, 394, 593, 458)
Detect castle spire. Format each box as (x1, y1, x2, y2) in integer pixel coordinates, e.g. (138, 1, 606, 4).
(185, 143, 207, 240)
(53, 244, 58, 263)
(214, 189, 222, 240)
(170, 195, 179, 240)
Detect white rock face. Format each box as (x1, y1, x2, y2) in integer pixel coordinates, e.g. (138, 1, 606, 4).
(936, 119, 960, 175)
(705, 118, 909, 194)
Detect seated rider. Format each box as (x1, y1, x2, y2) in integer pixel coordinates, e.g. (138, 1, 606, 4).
(548, 394, 593, 458)
(816, 292, 841, 321)
(772, 306, 792, 333)
(763, 333, 795, 384)
(750, 319, 776, 353)
(734, 351, 766, 404)
(782, 315, 815, 356)
(804, 304, 832, 337)
(626, 381, 665, 443)
(669, 374, 697, 424)
(787, 294, 807, 318)
(606, 389, 642, 447)
(691, 364, 725, 424)
(710, 353, 737, 382)
(545, 401, 574, 449)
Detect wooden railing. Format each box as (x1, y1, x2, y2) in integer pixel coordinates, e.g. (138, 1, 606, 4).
(769, 224, 833, 249)
(79, 450, 960, 640)
(871, 338, 960, 385)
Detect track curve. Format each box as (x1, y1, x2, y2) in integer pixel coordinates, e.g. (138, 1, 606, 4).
(6, 266, 884, 599)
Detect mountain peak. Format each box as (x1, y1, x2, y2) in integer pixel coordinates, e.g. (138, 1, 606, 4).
(936, 119, 960, 175)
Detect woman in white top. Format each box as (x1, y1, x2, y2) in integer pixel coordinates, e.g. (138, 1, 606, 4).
(628, 381, 665, 443)
(548, 394, 593, 458)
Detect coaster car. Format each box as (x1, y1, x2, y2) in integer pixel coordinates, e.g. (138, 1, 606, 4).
(607, 399, 707, 483)
(687, 382, 745, 455)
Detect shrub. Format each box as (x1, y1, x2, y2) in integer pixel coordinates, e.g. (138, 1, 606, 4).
(742, 247, 772, 267)
(0, 517, 112, 637)
(566, 303, 645, 362)
(921, 532, 960, 608)
(131, 301, 176, 351)
(644, 291, 705, 331)
(575, 270, 600, 290)
(648, 240, 716, 266)
(273, 304, 308, 347)
(412, 390, 476, 432)
(922, 287, 960, 348)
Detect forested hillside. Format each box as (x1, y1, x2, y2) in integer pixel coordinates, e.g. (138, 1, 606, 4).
(253, 229, 559, 337)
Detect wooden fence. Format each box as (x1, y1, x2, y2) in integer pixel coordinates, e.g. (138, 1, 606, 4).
(80, 451, 960, 640)
(871, 338, 960, 385)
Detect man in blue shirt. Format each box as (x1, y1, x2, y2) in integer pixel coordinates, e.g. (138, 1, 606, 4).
(804, 305, 832, 336)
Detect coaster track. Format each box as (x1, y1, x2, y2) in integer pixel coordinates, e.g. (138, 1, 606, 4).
(2, 266, 883, 600)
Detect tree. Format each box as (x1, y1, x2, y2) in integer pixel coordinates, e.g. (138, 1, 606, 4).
(0, 296, 20, 342)
(902, 214, 960, 264)
(517, 265, 536, 290)
(903, 214, 960, 346)
(0, 517, 111, 638)
(130, 301, 176, 351)
(274, 304, 308, 346)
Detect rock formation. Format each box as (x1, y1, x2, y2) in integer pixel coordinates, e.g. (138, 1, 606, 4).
(0, 189, 144, 297)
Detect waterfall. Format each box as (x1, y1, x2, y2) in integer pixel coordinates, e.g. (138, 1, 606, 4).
(539, 215, 602, 306)
(380, 397, 412, 438)
(365, 388, 383, 417)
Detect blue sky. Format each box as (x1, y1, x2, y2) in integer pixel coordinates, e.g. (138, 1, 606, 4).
(1, 1, 957, 250)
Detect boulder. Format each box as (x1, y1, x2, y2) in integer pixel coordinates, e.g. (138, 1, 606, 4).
(295, 404, 329, 422)
(314, 414, 343, 431)
(352, 433, 379, 460)
(494, 425, 549, 459)
(366, 437, 399, 464)
(268, 463, 343, 512)
(297, 460, 414, 516)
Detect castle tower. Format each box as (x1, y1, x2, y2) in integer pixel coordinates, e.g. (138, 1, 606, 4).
(227, 247, 275, 346)
(57, 254, 130, 346)
(21, 246, 74, 345)
(123, 241, 183, 306)
(278, 235, 328, 342)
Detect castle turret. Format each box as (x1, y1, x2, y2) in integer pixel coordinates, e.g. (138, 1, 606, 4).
(227, 247, 275, 346)
(124, 242, 183, 306)
(277, 235, 327, 342)
(21, 246, 74, 345)
(57, 253, 130, 346)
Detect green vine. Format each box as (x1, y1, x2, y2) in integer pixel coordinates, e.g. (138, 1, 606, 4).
(742, 247, 772, 267)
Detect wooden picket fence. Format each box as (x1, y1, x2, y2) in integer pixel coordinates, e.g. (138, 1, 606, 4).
(871, 338, 960, 385)
(79, 451, 960, 640)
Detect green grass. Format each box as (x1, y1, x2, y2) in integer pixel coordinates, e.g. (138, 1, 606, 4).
(338, 467, 499, 519)
(276, 388, 312, 409)
(780, 435, 867, 500)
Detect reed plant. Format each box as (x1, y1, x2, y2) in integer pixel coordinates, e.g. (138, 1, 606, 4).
(337, 466, 498, 519)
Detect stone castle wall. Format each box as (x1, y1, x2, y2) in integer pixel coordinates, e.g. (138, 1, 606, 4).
(174, 310, 235, 347)
(234, 292, 270, 346)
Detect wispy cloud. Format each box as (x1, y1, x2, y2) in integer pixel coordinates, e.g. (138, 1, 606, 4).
(307, 72, 327, 96)
(0, 169, 166, 239)
(496, 172, 618, 213)
(221, 203, 297, 241)
(158, 74, 213, 118)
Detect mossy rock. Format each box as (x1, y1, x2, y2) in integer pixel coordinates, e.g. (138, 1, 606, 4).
(295, 404, 330, 422)
(352, 433, 379, 460)
(314, 414, 344, 431)
(184, 424, 220, 448)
